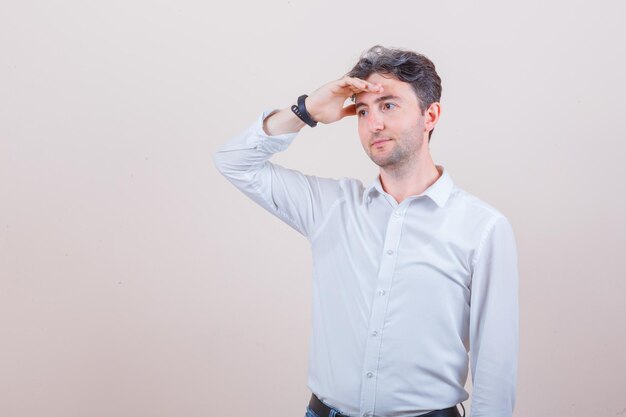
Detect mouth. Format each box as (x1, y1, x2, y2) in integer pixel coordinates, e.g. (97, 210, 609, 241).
(371, 138, 392, 147)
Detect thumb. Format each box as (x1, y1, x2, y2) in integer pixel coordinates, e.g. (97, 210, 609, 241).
(341, 103, 357, 118)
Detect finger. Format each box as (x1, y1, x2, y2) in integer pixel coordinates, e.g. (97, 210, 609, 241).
(354, 82, 383, 94)
(339, 76, 381, 92)
(347, 84, 382, 95)
(335, 79, 365, 94)
(337, 76, 364, 88)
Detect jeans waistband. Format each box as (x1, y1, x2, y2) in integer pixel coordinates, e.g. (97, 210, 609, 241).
(307, 393, 464, 417)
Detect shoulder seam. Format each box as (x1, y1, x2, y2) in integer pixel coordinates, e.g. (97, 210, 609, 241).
(455, 190, 503, 218)
(471, 215, 506, 274)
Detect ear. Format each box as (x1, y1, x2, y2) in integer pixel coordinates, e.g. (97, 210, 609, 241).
(423, 102, 441, 133)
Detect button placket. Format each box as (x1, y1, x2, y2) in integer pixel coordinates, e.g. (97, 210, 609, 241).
(359, 207, 405, 416)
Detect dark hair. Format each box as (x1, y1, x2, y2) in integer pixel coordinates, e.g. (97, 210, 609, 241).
(347, 45, 442, 140)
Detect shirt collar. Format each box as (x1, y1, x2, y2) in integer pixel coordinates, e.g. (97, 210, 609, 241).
(363, 165, 455, 208)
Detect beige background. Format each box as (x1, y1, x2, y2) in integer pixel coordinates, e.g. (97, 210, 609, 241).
(1, 1, 625, 416)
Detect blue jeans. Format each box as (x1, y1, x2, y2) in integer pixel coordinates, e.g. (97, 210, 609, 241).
(305, 405, 342, 417)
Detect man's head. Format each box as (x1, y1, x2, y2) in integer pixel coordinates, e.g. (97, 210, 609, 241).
(347, 45, 442, 142)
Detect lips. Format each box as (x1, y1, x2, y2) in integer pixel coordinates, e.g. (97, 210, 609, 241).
(371, 138, 392, 146)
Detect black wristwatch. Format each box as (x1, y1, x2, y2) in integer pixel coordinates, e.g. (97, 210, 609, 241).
(291, 94, 318, 127)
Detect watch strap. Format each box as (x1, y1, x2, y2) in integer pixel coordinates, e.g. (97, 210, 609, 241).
(291, 94, 318, 127)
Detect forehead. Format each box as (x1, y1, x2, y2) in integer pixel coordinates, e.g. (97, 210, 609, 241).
(355, 73, 417, 105)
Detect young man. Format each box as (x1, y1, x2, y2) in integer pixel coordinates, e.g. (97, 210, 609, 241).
(214, 46, 519, 417)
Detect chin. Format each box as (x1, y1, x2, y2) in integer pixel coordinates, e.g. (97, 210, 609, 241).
(368, 156, 388, 167)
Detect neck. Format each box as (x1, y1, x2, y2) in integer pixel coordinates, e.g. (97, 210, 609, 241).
(379, 153, 441, 204)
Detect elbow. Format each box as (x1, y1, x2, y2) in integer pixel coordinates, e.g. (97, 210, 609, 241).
(212, 148, 254, 184)
(213, 148, 235, 178)
(212, 149, 226, 175)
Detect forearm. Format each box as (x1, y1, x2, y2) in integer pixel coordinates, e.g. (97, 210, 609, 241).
(263, 107, 306, 136)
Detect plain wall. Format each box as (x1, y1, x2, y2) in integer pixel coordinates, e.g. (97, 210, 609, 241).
(1, 1, 625, 416)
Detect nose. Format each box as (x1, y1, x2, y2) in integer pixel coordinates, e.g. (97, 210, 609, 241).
(367, 111, 384, 132)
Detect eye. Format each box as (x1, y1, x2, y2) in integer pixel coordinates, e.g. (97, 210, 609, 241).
(382, 102, 397, 111)
(357, 109, 368, 117)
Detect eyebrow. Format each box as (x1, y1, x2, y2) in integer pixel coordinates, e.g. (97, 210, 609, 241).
(354, 95, 401, 109)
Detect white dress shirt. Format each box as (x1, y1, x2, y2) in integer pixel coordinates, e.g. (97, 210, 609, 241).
(213, 111, 519, 417)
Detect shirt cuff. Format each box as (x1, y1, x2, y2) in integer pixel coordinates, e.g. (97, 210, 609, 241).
(249, 109, 299, 154)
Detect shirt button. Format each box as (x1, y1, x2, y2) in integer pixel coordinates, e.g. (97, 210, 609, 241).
(366, 372, 374, 378)
(371, 331, 378, 337)
(386, 249, 394, 255)
(363, 413, 372, 417)
(379, 290, 386, 295)
(394, 210, 402, 217)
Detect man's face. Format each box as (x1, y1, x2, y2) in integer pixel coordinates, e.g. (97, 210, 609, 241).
(355, 73, 429, 170)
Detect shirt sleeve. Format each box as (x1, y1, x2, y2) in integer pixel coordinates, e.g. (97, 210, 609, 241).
(213, 110, 343, 239)
(468, 216, 519, 417)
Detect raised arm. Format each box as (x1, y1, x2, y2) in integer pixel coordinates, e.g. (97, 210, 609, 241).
(213, 77, 382, 237)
